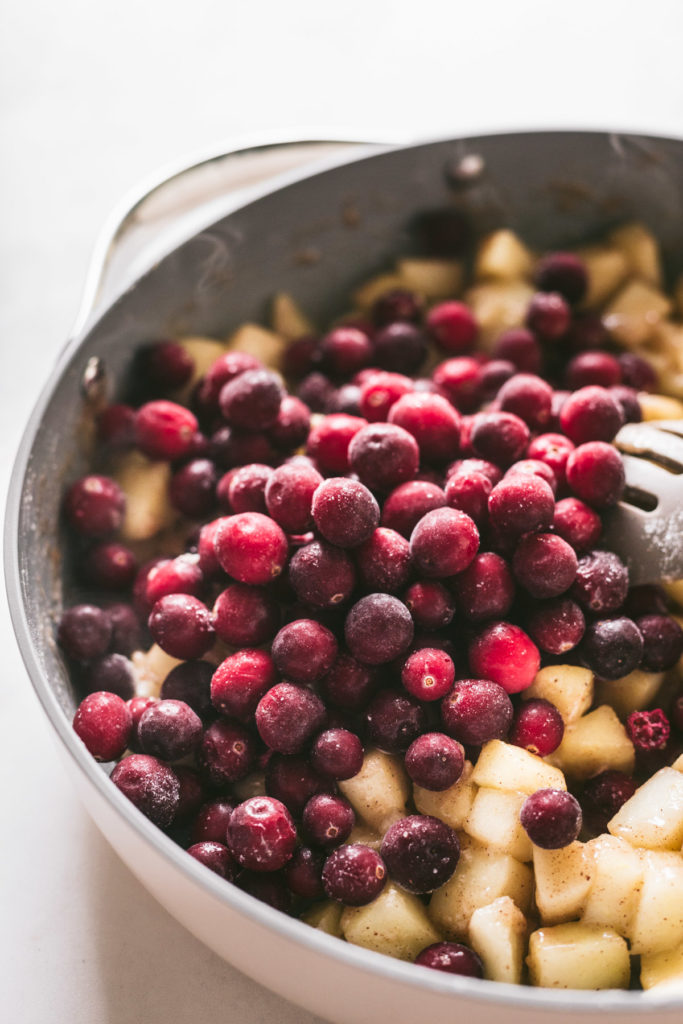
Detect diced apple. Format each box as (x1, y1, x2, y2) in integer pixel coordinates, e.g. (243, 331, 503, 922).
(464, 280, 535, 349)
(413, 760, 476, 830)
(608, 223, 662, 286)
(113, 451, 174, 542)
(575, 245, 629, 308)
(178, 336, 227, 386)
(464, 787, 533, 862)
(582, 835, 644, 936)
(468, 897, 527, 985)
(527, 923, 630, 989)
(548, 705, 634, 780)
(641, 941, 683, 992)
(271, 292, 315, 340)
(397, 258, 463, 299)
(523, 665, 594, 725)
(131, 644, 184, 698)
(341, 883, 442, 961)
(225, 323, 286, 369)
(608, 768, 683, 852)
(474, 230, 534, 281)
(353, 272, 406, 310)
(302, 900, 344, 937)
(672, 753, 683, 773)
(472, 740, 566, 794)
(639, 392, 683, 421)
(533, 842, 593, 925)
(602, 280, 672, 346)
(338, 748, 409, 834)
(595, 669, 664, 719)
(628, 850, 683, 956)
(345, 824, 382, 850)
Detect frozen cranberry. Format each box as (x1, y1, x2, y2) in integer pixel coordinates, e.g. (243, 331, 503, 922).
(303, 793, 355, 848)
(320, 653, 379, 711)
(214, 512, 288, 585)
(534, 251, 588, 304)
(108, 603, 143, 656)
(228, 796, 296, 871)
(345, 594, 414, 665)
(126, 695, 157, 734)
(264, 463, 322, 534)
(84, 653, 136, 700)
(311, 478, 380, 548)
(271, 619, 338, 684)
(444, 470, 491, 525)
(427, 301, 478, 354)
(526, 291, 570, 339)
(373, 322, 427, 375)
(268, 395, 311, 451)
(619, 352, 657, 392)
(415, 942, 483, 978)
(365, 689, 426, 752)
(223, 463, 272, 516)
(527, 598, 586, 655)
(173, 766, 205, 823)
(571, 549, 629, 613)
(354, 528, 411, 593)
(307, 413, 367, 474)
(493, 328, 541, 374)
(139, 555, 203, 614)
(282, 334, 319, 379)
(451, 552, 514, 624)
(520, 789, 582, 848)
(526, 433, 575, 489)
(64, 475, 125, 537)
(560, 385, 624, 445)
(320, 326, 373, 377)
(135, 400, 197, 460)
(196, 519, 224, 577)
(409, 508, 479, 579)
(566, 441, 625, 508)
(549, 390, 570, 430)
(506, 458, 557, 495)
(297, 371, 336, 412)
(359, 371, 413, 422)
(323, 844, 388, 907)
(161, 660, 214, 718)
(470, 411, 530, 467)
(581, 770, 637, 834)
(111, 754, 179, 827)
(635, 615, 683, 671)
(349, 423, 420, 493)
(200, 719, 255, 786)
(488, 475, 555, 538)
(566, 351, 622, 390)
(187, 841, 235, 879)
(58, 604, 112, 661)
(285, 846, 325, 899)
(553, 498, 602, 552)
(210, 425, 277, 469)
(311, 728, 364, 780)
(213, 583, 280, 646)
(265, 754, 327, 814)
(402, 648, 455, 701)
(388, 392, 461, 465)
(480, 358, 516, 397)
(73, 691, 132, 761)
(512, 533, 578, 599)
(405, 733, 464, 791)
(609, 385, 641, 424)
(195, 351, 262, 413)
(169, 458, 218, 518)
(97, 404, 136, 449)
(432, 357, 482, 412)
(256, 683, 326, 755)
(381, 481, 446, 538)
(403, 580, 455, 631)
(210, 651, 274, 722)
(510, 699, 564, 756)
(469, 621, 540, 694)
(372, 288, 422, 326)
(83, 542, 137, 590)
(148, 594, 214, 659)
(627, 708, 671, 752)
(441, 678, 513, 744)
(327, 383, 363, 416)
(381, 815, 459, 894)
(581, 617, 643, 679)
(497, 374, 553, 430)
(289, 539, 356, 608)
(219, 369, 283, 430)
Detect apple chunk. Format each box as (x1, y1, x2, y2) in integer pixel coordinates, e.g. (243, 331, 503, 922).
(533, 841, 593, 925)
(595, 669, 664, 719)
(475, 230, 534, 281)
(464, 787, 533, 862)
(341, 883, 441, 961)
(582, 834, 644, 936)
(548, 705, 634, 780)
(413, 759, 476, 830)
(338, 748, 409, 835)
(271, 292, 314, 340)
(397, 258, 463, 299)
(113, 451, 174, 542)
(628, 850, 683, 956)
(464, 280, 534, 350)
(302, 900, 343, 937)
(468, 897, 527, 985)
(527, 923, 630, 990)
(602, 279, 672, 347)
(471, 740, 566, 794)
(225, 323, 286, 369)
(641, 941, 683, 992)
(608, 222, 662, 286)
(608, 768, 683, 851)
(523, 665, 593, 724)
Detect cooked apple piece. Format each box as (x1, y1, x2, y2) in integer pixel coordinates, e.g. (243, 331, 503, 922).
(672, 753, 683, 773)
(464, 280, 535, 349)
(474, 230, 534, 281)
(302, 900, 344, 937)
(113, 451, 174, 542)
(178, 335, 227, 386)
(468, 896, 527, 984)
(225, 323, 286, 369)
(608, 768, 683, 851)
(397, 258, 463, 299)
(413, 760, 476, 830)
(548, 705, 634, 780)
(429, 841, 533, 941)
(527, 922, 630, 989)
(582, 835, 644, 935)
(270, 291, 315, 340)
(629, 850, 683, 956)
(602, 280, 672, 347)
(575, 245, 629, 308)
(641, 940, 683, 992)
(464, 787, 533, 862)
(640, 392, 683, 421)
(523, 665, 593, 724)
(533, 841, 593, 924)
(341, 883, 442, 961)
(595, 669, 664, 719)
(472, 740, 566, 794)
(345, 823, 382, 850)
(339, 748, 409, 834)
(608, 223, 662, 286)
(353, 272, 407, 310)
(131, 643, 183, 698)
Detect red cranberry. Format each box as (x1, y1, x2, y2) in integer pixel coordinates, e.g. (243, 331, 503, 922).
(264, 462, 322, 534)
(410, 507, 479, 579)
(322, 843, 387, 905)
(403, 580, 455, 631)
(307, 413, 367, 474)
(345, 593, 414, 665)
(320, 326, 374, 377)
(372, 288, 422, 326)
(238, 870, 292, 912)
(402, 648, 455, 701)
(210, 650, 275, 721)
(488, 475, 555, 538)
(609, 385, 641, 424)
(444, 470, 491, 525)
(553, 497, 602, 552)
(210, 425, 276, 469)
(196, 351, 262, 413)
(73, 691, 132, 761)
(405, 733, 465, 791)
(350, 422, 420, 494)
(148, 594, 214, 659)
(311, 728, 364, 780)
(219, 369, 283, 430)
(526, 433, 575, 489)
(560, 385, 624, 445)
(84, 653, 135, 700)
(161, 660, 214, 718)
(510, 699, 564, 756)
(256, 682, 326, 755)
(64, 475, 125, 537)
(493, 328, 542, 374)
(480, 358, 516, 398)
(626, 709, 671, 752)
(110, 754, 179, 827)
(169, 459, 218, 518)
(526, 291, 570, 339)
(83, 542, 137, 590)
(222, 463, 272, 515)
(571, 549, 629, 613)
(566, 312, 609, 351)
(214, 512, 288, 585)
(108, 603, 143, 656)
(388, 392, 461, 465)
(581, 617, 643, 679)
(213, 583, 280, 646)
(271, 619, 338, 684)
(138, 699, 202, 761)
(470, 411, 530, 466)
(527, 598, 586, 654)
(320, 653, 379, 711)
(373, 322, 427, 375)
(381, 815, 459, 894)
(619, 352, 657, 392)
(289, 539, 356, 608)
(520, 789, 582, 848)
(355, 528, 412, 593)
(415, 942, 483, 978)
(58, 604, 112, 661)
(512, 533, 578, 599)
(566, 441, 625, 508)
(135, 400, 198, 460)
(566, 351, 622, 390)
(432, 357, 482, 412)
(228, 796, 297, 871)
(497, 373, 553, 430)
(534, 252, 588, 304)
(127, 695, 157, 732)
(328, 383, 363, 415)
(580, 770, 637, 834)
(298, 371, 336, 412)
(200, 719, 255, 786)
(505, 458, 557, 495)
(382, 480, 447, 538)
(284, 846, 325, 899)
(468, 621, 540, 694)
(197, 519, 225, 577)
(97, 404, 136, 449)
(139, 555, 203, 614)
(549, 390, 570, 430)
(187, 841, 236, 880)
(303, 793, 355, 848)
(366, 689, 426, 752)
(265, 754, 327, 814)
(441, 678, 513, 744)
(173, 766, 205, 823)
(269, 395, 311, 451)
(312, 477, 380, 548)
(451, 551, 515, 624)
(635, 615, 683, 671)
(282, 335, 319, 379)
(359, 371, 413, 422)
(427, 301, 478, 354)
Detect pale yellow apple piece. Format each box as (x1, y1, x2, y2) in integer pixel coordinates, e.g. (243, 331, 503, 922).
(582, 835, 644, 935)
(338, 748, 409, 835)
(608, 223, 662, 286)
(527, 923, 630, 989)
(341, 883, 442, 961)
(302, 901, 344, 938)
(474, 230, 534, 281)
(639, 392, 683, 421)
(225, 323, 286, 370)
(271, 291, 315, 340)
(672, 753, 683, 773)
(575, 245, 629, 308)
(131, 644, 183, 699)
(595, 669, 664, 719)
(523, 665, 593, 725)
(602, 280, 672, 347)
(464, 787, 533, 862)
(641, 941, 683, 992)
(472, 740, 566, 794)
(413, 760, 476, 830)
(353, 273, 407, 310)
(533, 842, 593, 925)
(429, 842, 533, 941)
(345, 824, 382, 851)
(468, 897, 527, 985)
(178, 336, 227, 387)
(548, 705, 634, 780)
(113, 451, 174, 542)
(628, 850, 683, 956)
(464, 280, 535, 350)
(397, 258, 463, 299)
(608, 768, 683, 852)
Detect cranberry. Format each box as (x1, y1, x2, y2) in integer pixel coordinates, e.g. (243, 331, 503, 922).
(303, 793, 355, 848)
(553, 498, 602, 552)
(432, 357, 482, 412)
(359, 371, 413, 422)
(566, 441, 625, 508)
(623, 584, 669, 618)
(566, 351, 622, 390)
(310, 728, 364, 780)
(168, 458, 217, 518)
(196, 519, 224, 577)
(563, 387, 624, 448)
(479, 358, 515, 398)
(345, 594, 414, 665)
(285, 846, 325, 899)
(497, 374, 553, 430)
(271, 619, 338, 684)
(427, 301, 478, 353)
(210, 425, 277, 469)
(356, 528, 412, 593)
(381, 480, 447, 538)
(520, 789, 582, 848)
(126, 695, 157, 732)
(139, 555, 203, 614)
(138, 699, 202, 761)
(403, 580, 455, 631)
(525, 291, 570, 339)
(405, 733, 464, 791)
(306, 413, 367, 474)
(581, 616, 643, 679)
(58, 604, 112, 661)
(219, 369, 283, 430)
(196, 351, 262, 413)
(228, 796, 297, 871)
(214, 512, 288, 585)
(64, 475, 125, 537)
(289, 539, 356, 608)
(581, 770, 637, 834)
(401, 648, 455, 701)
(506, 459, 557, 496)
(148, 594, 214, 659)
(266, 754, 327, 815)
(388, 392, 461, 464)
(415, 942, 483, 978)
(222, 463, 271, 515)
(381, 815, 459, 893)
(187, 841, 235, 879)
(328, 383, 363, 415)
(365, 689, 426, 752)
(191, 799, 236, 843)
(571, 549, 629, 613)
(609, 385, 641, 424)
(373, 322, 427, 375)
(566, 312, 609, 351)
(526, 433, 575, 489)
(173, 766, 205, 823)
(84, 653, 135, 700)
(269, 395, 311, 451)
(297, 371, 336, 412)
(468, 621, 540, 694)
(110, 754, 179, 827)
(635, 615, 683, 671)
(108, 603, 143, 656)
(441, 678, 513, 744)
(210, 651, 274, 722)
(322, 844, 387, 906)
(73, 691, 132, 761)
(282, 335, 319, 379)
(488, 475, 555, 538)
(549, 390, 570, 430)
(255, 683, 326, 755)
(264, 463, 322, 534)
(373, 288, 422, 327)
(626, 709, 671, 752)
(213, 583, 280, 646)
(512, 533, 578, 599)
(527, 598, 586, 654)
(444, 470, 489, 525)
(534, 251, 588, 304)
(320, 653, 379, 711)
(311, 477, 380, 548)
(83, 542, 137, 590)
(619, 352, 657, 392)
(200, 719, 255, 787)
(320, 326, 374, 377)
(510, 699, 564, 756)
(451, 552, 514, 624)
(97, 404, 136, 449)
(349, 422, 420, 493)
(493, 328, 542, 374)
(135, 400, 197, 460)
(160, 660, 213, 719)
(410, 507, 479, 579)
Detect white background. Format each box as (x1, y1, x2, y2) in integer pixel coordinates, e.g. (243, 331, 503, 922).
(2, 2, 683, 1021)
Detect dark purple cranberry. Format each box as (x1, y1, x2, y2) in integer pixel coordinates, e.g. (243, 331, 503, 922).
(415, 942, 483, 978)
(432, 357, 482, 412)
(255, 683, 326, 755)
(505, 458, 557, 495)
(571, 549, 629, 613)
(219, 369, 283, 430)
(197, 519, 224, 577)
(138, 555, 203, 614)
(359, 371, 413, 422)
(526, 291, 570, 339)
(173, 766, 205, 823)
(213, 583, 280, 647)
(526, 433, 575, 489)
(388, 392, 461, 465)
(161, 660, 214, 719)
(581, 770, 637, 834)
(107, 603, 143, 656)
(355, 528, 412, 593)
(566, 351, 622, 390)
(381, 480, 447, 538)
(138, 699, 202, 761)
(187, 841, 236, 880)
(210, 649, 275, 722)
(510, 699, 564, 756)
(97, 404, 136, 449)
(609, 385, 641, 424)
(552, 498, 602, 552)
(195, 351, 262, 413)
(264, 462, 322, 534)
(141, 339, 194, 388)
(320, 654, 379, 711)
(493, 328, 541, 374)
(169, 459, 218, 518)
(626, 708, 671, 753)
(401, 648, 455, 701)
(322, 844, 387, 905)
(345, 594, 414, 665)
(228, 796, 297, 871)
(214, 512, 288, 586)
(135, 400, 198, 460)
(148, 594, 214, 659)
(327, 382, 363, 416)
(64, 475, 125, 537)
(512, 533, 578, 599)
(373, 288, 422, 326)
(306, 413, 367, 474)
(403, 580, 455, 631)
(497, 373, 553, 430)
(271, 619, 338, 684)
(58, 604, 112, 662)
(581, 617, 643, 679)
(560, 386, 624, 445)
(488, 475, 555, 538)
(404, 733, 465, 791)
(269, 395, 311, 450)
(520, 789, 582, 848)
(349, 422, 419, 492)
(224, 463, 272, 515)
(312, 477, 380, 548)
(427, 301, 478, 354)
(635, 615, 683, 671)
(84, 653, 135, 700)
(381, 815, 459, 893)
(73, 691, 132, 761)
(410, 507, 479, 579)
(210, 425, 277, 469)
(566, 312, 609, 351)
(199, 719, 255, 787)
(373, 322, 427, 375)
(289, 540, 356, 608)
(320, 326, 374, 377)
(282, 336, 319, 379)
(265, 754, 327, 815)
(619, 352, 657, 392)
(470, 411, 530, 467)
(527, 598, 586, 655)
(468, 621, 540, 694)
(311, 728, 364, 780)
(110, 754, 179, 827)
(285, 846, 325, 899)
(451, 552, 515, 623)
(480, 358, 516, 397)
(303, 793, 355, 848)
(298, 371, 336, 413)
(365, 689, 426, 752)
(83, 542, 137, 590)
(534, 252, 588, 304)
(441, 679, 513, 745)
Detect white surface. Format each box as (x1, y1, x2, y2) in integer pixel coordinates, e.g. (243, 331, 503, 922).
(2, 2, 683, 1021)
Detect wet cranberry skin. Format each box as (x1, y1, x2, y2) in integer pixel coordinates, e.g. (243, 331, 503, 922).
(441, 678, 513, 745)
(228, 796, 297, 872)
(83, 542, 137, 590)
(199, 719, 255, 787)
(349, 422, 420, 493)
(534, 252, 588, 305)
(401, 648, 455, 701)
(470, 411, 530, 467)
(415, 942, 483, 978)
(264, 462, 322, 534)
(310, 728, 364, 780)
(571, 549, 629, 614)
(306, 414, 367, 474)
(553, 498, 602, 552)
(382, 481, 447, 538)
(187, 841, 236, 880)
(381, 815, 460, 894)
(345, 593, 414, 665)
(403, 580, 455, 631)
(468, 621, 540, 694)
(366, 689, 426, 752)
(213, 583, 280, 647)
(138, 699, 202, 761)
(635, 615, 683, 671)
(488, 475, 555, 539)
(271, 619, 338, 684)
(405, 733, 465, 791)
(527, 598, 586, 655)
(526, 291, 570, 339)
(410, 507, 479, 579)
(581, 616, 644, 679)
(581, 770, 637, 834)
(219, 369, 283, 430)
(269, 394, 311, 451)
(312, 477, 380, 548)
(322, 844, 387, 906)
(497, 373, 553, 430)
(148, 594, 215, 659)
(255, 682, 326, 755)
(303, 793, 355, 848)
(356, 528, 412, 594)
(452, 552, 515, 623)
(511, 699, 564, 756)
(64, 475, 125, 537)
(493, 328, 541, 374)
(110, 754, 180, 828)
(512, 533, 578, 599)
(58, 604, 112, 661)
(427, 301, 478, 354)
(73, 691, 132, 761)
(135, 400, 198, 460)
(520, 789, 582, 849)
(289, 540, 356, 609)
(388, 392, 461, 464)
(560, 386, 624, 445)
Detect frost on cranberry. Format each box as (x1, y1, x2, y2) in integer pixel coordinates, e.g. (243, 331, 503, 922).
(312, 477, 379, 548)
(451, 552, 515, 623)
(213, 583, 280, 647)
(441, 678, 513, 745)
(355, 528, 412, 593)
(410, 507, 479, 579)
(581, 616, 643, 679)
(214, 512, 288, 585)
(228, 796, 297, 871)
(264, 462, 322, 534)
(271, 619, 338, 684)
(187, 841, 236, 880)
(110, 754, 179, 828)
(255, 682, 326, 755)
(311, 728, 364, 780)
(381, 480, 446, 538)
(388, 392, 461, 464)
(635, 614, 683, 671)
(138, 699, 202, 761)
(571, 549, 629, 614)
(219, 369, 283, 430)
(470, 411, 530, 467)
(322, 843, 387, 906)
(510, 699, 564, 757)
(520, 789, 582, 849)
(73, 691, 132, 761)
(289, 539, 356, 608)
(199, 719, 255, 786)
(560, 386, 624, 445)
(526, 432, 575, 489)
(512, 533, 578, 599)
(135, 400, 198, 460)
(468, 621, 540, 694)
(566, 441, 625, 508)
(148, 593, 214, 659)
(552, 497, 602, 553)
(444, 468, 492, 525)
(403, 580, 455, 631)
(380, 815, 459, 894)
(404, 733, 464, 791)
(488, 475, 554, 539)
(527, 598, 586, 655)
(401, 648, 455, 701)
(344, 593, 414, 665)
(348, 422, 419, 492)
(64, 475, 125, 537)
(497, 373, 553, 431)
(366, 689, 426, 753)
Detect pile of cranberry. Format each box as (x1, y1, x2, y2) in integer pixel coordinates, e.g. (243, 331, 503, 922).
(60, 245, 683, 980)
